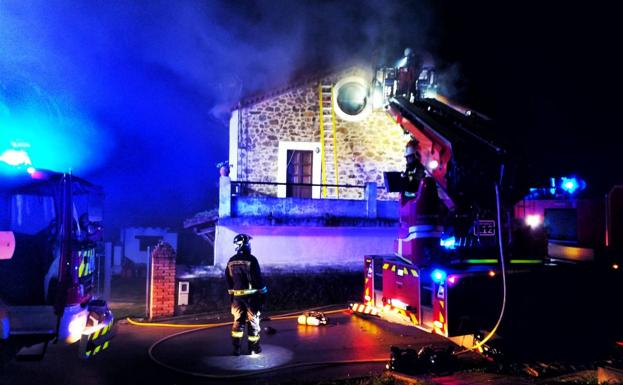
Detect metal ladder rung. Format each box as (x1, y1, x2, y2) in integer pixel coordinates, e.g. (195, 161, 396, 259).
(318, 81, 338, 199)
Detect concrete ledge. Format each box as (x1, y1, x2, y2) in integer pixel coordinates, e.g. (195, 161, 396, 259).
(218, 216, 398, 227)
(232, 195, 399, 221)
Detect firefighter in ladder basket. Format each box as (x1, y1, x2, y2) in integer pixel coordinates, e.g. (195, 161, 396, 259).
(402, 139, 426, 198)
(225, 233, 268, 356)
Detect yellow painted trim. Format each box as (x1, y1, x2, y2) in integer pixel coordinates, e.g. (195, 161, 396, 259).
(330, 85, 339, 198)
(318, 83, 327, 198)
(409, 313, 419, 325)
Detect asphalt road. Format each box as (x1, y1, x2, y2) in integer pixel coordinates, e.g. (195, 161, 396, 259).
(1, 310, 455, 385)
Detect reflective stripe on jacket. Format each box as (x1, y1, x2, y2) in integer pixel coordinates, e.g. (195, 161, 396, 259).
(228, 286, 268, 296)
(225, 251, 267, 295)
(228, 289, 257, 296)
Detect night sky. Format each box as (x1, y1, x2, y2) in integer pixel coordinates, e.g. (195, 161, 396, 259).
(1, 0, 620, 240)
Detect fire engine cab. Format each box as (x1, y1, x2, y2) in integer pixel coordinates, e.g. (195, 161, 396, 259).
(1, 169, 114, 362)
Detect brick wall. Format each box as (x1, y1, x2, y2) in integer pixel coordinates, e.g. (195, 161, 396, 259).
(149, 242, 176, 319)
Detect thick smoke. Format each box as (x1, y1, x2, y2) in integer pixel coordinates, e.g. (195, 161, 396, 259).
(1, 0, 436, 236)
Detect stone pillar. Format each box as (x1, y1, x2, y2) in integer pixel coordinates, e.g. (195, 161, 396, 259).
(365, 182, 378, 218)
(219, 176, 231, 218)
(149, 242, 176, 319)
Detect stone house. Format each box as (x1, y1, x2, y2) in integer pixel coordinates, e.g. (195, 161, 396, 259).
(191, 65, 410, 268)
(228, 65, 406, 200)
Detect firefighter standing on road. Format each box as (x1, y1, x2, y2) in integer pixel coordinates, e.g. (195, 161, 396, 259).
(226, 233, 268, 356)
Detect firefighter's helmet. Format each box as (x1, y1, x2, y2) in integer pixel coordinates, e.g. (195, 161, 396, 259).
(405, 140, 420, 158)
(233, 233, 252, 253)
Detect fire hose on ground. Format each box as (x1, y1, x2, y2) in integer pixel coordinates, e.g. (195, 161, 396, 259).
(126, 305, 387, 379)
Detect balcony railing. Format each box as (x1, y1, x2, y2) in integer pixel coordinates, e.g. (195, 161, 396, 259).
(218, 177, 399, 226)
(231, 180, 376, 198)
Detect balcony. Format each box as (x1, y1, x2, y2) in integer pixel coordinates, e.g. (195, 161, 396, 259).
(218, 177, 399, 227)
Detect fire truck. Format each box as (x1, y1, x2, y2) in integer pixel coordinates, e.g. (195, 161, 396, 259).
(1, 169, 114, 362)
(352, 58, 622, 359)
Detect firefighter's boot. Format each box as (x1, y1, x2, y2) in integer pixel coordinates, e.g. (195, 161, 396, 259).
(232, 338, 241, 356)
(231, 330, 243, 356)
(248, 334, 261, 355)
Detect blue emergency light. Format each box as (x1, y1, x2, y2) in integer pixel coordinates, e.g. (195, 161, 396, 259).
(560, 177, 584, 194)
(431, 269, 447, 283)
(440, 236, 456, 250)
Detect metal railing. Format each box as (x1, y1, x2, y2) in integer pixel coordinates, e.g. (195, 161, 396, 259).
(218, 176, 399, 221)
(230, 180, 386, 200)
(231, 180, 377, 189)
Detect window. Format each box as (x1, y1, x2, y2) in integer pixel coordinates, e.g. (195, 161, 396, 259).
(337, 82, 368, 115)
(136, 235, 163, 251)
(544, 208, 578, 242)
(277, 141, 321, 198)
(333, 76, 371, 122)
(286, 150, 313, 198)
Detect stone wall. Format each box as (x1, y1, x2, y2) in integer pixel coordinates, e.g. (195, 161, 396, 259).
(235, 66, 406, 200)
(173, 270, 362, 316)
(334, 112, 406, 199)
(237, 86, 318, 197)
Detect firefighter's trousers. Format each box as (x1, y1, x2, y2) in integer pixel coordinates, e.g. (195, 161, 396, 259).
(230, 295, 262, 350)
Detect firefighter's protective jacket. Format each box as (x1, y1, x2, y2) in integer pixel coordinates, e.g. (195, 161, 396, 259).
(225, 252, 267, 296)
